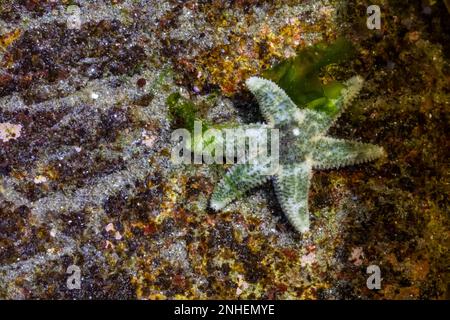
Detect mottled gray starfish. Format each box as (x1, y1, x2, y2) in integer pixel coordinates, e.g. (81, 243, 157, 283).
(210, 76, 385, 233)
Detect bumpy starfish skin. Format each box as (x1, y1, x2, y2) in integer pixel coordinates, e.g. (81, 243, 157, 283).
(210, 76, 385, 233)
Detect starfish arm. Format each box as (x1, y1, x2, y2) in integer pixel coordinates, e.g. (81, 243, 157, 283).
(310, 137, 385, 170)
(245, 77, 301, 126)
(210, 161, 275, 211)
(320, 76, 364, 131)
(273, 162, 312, 233)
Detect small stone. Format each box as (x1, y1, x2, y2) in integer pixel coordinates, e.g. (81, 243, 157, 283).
(300, 252, 316, 267)
(0, 122, 23, 142)
(349, 247, 364, 266)
(105, 240, 114, 249)
(137, 78, 147, 88)
(34, 175, 48, 184)
(142, 132, 156, 147)
(105, 223, 115, 232)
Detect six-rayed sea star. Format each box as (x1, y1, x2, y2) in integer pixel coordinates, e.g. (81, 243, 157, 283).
(210, 76, 385, 233)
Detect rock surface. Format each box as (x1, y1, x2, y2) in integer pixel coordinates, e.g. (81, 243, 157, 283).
(0, 0, 448, 299)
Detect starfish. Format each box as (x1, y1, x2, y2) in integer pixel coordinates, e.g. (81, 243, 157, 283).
(210, 76, 385, 233)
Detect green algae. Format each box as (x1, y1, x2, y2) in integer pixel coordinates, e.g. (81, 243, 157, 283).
(167, 92, 238, 154)
(167, 92, 198, 132)
(263, 38, 355, 117)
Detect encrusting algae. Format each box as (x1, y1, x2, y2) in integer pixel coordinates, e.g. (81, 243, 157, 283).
(0, 0, 448, 300)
